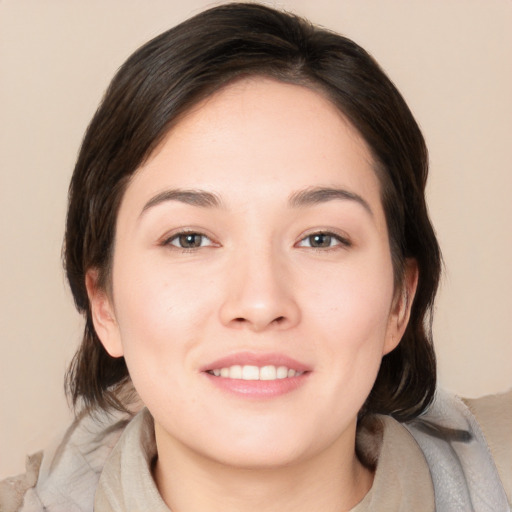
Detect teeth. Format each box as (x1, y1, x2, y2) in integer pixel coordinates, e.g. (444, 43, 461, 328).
(242, 365, 259, 380)
(260, 365, 276, 380)
(209, 365, 303, 380)
(276, 366, 288, 379)
(230, 365, 242, 379)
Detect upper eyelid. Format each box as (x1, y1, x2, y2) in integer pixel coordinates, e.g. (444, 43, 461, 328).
(297, 229, 352, 244)
(161, 229, 214, 245)
(158, 228, 352, 247)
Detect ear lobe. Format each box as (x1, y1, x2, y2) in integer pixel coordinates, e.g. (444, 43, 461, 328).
(85, 269, 124, 358)
(383, 259, 419, 355)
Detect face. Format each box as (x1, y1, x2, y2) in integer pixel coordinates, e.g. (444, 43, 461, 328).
(89, 78, 415, 470)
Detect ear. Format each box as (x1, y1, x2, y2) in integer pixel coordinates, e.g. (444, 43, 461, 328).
(383, 258, 419, 355)
(85, 269, 124, 358)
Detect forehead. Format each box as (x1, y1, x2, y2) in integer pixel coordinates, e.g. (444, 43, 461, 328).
(121, 77, 383, 218)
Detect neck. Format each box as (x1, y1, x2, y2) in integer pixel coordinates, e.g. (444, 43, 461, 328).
(153, 425, 373, 512)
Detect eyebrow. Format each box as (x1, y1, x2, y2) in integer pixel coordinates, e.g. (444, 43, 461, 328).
(288, 187, 373, 216)
(139, 186, 372, 217)
(140, 189, 223, 216)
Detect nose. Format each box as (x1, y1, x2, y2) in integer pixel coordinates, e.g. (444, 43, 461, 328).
(218, 247, 301, 332)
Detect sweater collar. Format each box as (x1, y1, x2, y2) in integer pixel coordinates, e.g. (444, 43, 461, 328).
(94, 409, 435, 512)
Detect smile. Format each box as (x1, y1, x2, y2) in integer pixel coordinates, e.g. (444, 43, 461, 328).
(207, 365, 304, 380)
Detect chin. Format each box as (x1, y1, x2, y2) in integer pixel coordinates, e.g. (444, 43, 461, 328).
(204, 441, 309, 470)
(189, 421, 329, 470)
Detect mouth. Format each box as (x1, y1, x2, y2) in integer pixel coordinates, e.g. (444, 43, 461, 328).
(207, 365, 305, 380)
(201, 353, 311, 398)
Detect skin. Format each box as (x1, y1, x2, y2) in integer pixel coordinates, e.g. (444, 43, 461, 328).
(87, 78, 417, 512)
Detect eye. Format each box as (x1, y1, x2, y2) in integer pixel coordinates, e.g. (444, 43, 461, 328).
(297, 232, 350, 249)
(164, 232, 213, 249)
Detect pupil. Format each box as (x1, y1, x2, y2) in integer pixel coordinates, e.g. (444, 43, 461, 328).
(180, 234, 201, 247)
(312, 234, 330, 247)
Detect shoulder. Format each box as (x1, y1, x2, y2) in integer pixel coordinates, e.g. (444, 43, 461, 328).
(0, 408, 132, 512)
(401, 388, 511, 510)
(0, 452, 43, 512)
(463, 389, 512, 504)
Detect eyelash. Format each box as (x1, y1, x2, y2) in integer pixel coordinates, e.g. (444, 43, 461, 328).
(296, 231, 352, 251)
(161, 229, 351, 252)
(161, 230, 215, 251)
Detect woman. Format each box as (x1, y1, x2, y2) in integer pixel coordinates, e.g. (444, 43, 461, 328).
(1, 3, 510, 511)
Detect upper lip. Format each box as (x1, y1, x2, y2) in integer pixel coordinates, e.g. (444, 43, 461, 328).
(200, 352, 312, 373)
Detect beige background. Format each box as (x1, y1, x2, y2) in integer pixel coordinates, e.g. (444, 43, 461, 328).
(1, 0, 511, 478)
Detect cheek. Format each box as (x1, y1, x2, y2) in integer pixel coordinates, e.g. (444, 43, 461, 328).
(111, 255, 217, 366)
(301, 250, 395, 389)
(305, 256, 394, 339)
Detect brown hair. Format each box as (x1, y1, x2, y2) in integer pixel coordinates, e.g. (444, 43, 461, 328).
(65, 2, 441, 421)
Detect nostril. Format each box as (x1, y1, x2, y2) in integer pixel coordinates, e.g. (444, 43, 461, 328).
(231, 316, 285, 327)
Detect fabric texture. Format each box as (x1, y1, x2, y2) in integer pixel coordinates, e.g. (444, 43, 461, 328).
(1, 389, 510, 512)
(405, 389, 510, 511)
(463, 390, 512, 506)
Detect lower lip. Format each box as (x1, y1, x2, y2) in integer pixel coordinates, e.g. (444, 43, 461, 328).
(203, 372, 309, 398)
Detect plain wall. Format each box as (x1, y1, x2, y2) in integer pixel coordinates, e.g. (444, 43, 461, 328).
(1, 0, 511, 478)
